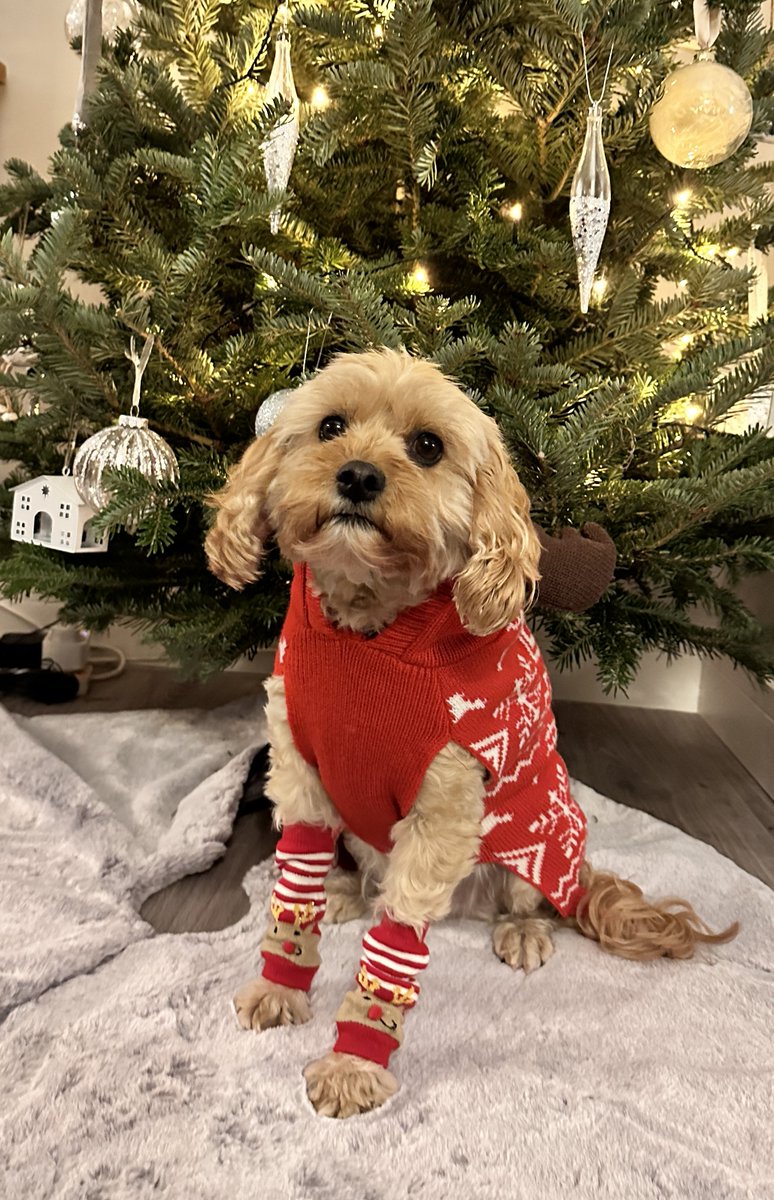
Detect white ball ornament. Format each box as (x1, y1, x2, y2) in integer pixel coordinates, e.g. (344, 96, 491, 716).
(649, 56, 753, 170)
(254, 388, 294, 437)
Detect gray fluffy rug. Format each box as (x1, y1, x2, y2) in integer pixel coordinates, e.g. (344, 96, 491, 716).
(1, 701, 773, 1200)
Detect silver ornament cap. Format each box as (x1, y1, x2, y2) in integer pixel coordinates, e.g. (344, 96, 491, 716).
(255, 388, 294, 437)
(73, 414, 179, 512)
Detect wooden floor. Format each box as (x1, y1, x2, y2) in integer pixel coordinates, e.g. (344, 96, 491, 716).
(6, 666, 773, 933)
(141, 696, 774, 935)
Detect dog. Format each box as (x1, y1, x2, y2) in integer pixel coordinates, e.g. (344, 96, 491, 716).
(205, 348, 738, 1119)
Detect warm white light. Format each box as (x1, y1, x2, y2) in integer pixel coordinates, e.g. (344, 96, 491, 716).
(726, 247, 740, 259)
(311, 85, 330, 110)
(374, 21, 384, 38)
(674, 189, 692, 207)
(504, 201, 523, 221)
(705, 244, 718, 258)
(679, 332, 694, 347)
(678, 278, 688, 288)
(685, 402, 703, 422)
(246, 80, 258, 97)
(592, 276, 608, 299)
(411, 264, 430, 289)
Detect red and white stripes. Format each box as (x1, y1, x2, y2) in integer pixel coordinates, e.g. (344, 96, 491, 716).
(356, 915, 430, 1008)
(272, 835, 336, 929)
(261, 823, 338, 992)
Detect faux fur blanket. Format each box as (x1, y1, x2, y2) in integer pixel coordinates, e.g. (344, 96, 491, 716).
(1, 702, 772, 1199)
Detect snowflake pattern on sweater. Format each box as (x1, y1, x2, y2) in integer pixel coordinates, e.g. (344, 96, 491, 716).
(275, 566, 586, 917)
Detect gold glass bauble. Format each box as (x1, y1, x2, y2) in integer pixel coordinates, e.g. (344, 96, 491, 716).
(649, 57, 753, 170)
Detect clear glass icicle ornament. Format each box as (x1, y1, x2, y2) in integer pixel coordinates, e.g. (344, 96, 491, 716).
(570, 102, 611, 313)
(263, 12, 300, 235)
(569, 40, 614, 313)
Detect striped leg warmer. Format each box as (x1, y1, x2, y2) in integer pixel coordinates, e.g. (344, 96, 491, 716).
(260, 823, 337, 992)
(333, 914, 430, 1068)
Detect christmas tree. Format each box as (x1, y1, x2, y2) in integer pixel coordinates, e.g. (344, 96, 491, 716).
(1, 0, 773, 689)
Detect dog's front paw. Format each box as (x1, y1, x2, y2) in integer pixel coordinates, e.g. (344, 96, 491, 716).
(233, 977, 311, 1031)
(493, 916, 555, 973)
(303, 1051, 398, 1118)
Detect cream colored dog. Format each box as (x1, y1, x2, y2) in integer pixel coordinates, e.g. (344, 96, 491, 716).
(206, 348, 736, 1119)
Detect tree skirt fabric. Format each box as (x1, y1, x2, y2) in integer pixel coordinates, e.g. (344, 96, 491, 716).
(1, 702, 773, 1200)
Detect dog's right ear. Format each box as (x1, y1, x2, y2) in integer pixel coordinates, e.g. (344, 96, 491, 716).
(205, 433, 281, 590)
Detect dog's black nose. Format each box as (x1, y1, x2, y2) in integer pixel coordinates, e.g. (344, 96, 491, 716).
(336, 460, 386, 504)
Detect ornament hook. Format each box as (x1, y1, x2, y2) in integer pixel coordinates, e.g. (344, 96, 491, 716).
(693, 0, 721, 52)
(125, 333, 155, 417)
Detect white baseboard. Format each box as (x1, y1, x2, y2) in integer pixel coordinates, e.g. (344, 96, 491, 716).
(542, 640, 702, 712)
(699, 659, 774, 795)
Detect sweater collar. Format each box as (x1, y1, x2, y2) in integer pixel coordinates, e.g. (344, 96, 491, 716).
(299, 565, 500, 664)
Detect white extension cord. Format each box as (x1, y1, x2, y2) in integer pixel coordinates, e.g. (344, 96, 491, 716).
(0, 608, 128, 684)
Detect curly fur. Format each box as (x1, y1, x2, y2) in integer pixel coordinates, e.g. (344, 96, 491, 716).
(575, 864, 739, 960)
(205, 348, 541, 631)
(208, 348, 738, 1118)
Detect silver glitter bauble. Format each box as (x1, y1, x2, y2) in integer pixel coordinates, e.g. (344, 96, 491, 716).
(73, 414, 179, 512)
(255, 388, 295, 437)
(569, 101, 611, 314)
(263, 28, 300, 234)
(649, 55, 753, 170)
(65, 0, 135, 42)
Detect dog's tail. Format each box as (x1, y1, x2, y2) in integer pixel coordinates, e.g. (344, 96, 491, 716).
(573, 863, 739, 961)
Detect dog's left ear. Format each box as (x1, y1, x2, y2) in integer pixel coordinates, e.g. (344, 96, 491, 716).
(453, 426, 541, 636)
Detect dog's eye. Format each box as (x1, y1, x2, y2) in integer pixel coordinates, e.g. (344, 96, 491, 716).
(409, 431, 444, 467)
(319, 415, 347, 441)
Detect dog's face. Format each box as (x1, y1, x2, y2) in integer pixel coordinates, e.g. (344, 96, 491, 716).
(205, 350, 540, 635)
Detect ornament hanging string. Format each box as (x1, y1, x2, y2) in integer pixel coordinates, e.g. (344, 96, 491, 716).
(62, 428, 78, 478)
(73, 0, 102, 131)
(314, 314, 334, 372)
(126, 334, 155, 417)
(580, 33, 615, 107)
(693, 0, 721, 52)
(222, 0, 284, 89)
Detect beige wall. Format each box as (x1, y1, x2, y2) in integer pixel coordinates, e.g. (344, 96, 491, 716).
(0, 1, 80, 175)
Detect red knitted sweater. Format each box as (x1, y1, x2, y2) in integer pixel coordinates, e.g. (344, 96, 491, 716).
(275, 566, 586, 917)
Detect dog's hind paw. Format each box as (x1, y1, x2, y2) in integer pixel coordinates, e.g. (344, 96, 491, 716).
(304, 1051, 398, 1118)
(323, 870, 371, 924)
(233, 977, 311, 1031)
(493, 916, 555, 973)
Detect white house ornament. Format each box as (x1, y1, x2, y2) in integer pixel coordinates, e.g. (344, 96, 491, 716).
(570, 101, 611, 314)
(255, 387, 295, 436)
(263, 21, 300, 234)
(10, 474, 108, 554)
